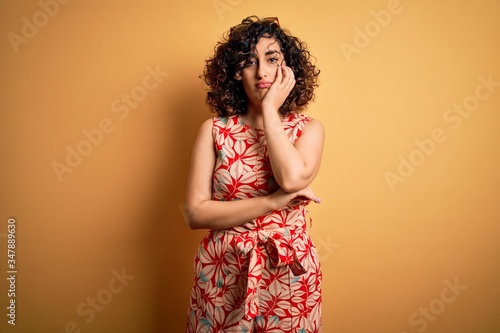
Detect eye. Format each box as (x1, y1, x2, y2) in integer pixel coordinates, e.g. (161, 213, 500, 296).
(268, 57, 279, 63)
(245, 59, 257, 67)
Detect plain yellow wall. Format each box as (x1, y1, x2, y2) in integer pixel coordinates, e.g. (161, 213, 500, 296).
(1, 0, 499, 332)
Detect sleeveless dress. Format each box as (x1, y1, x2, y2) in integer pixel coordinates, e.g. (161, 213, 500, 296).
(186, 113, 322, 333)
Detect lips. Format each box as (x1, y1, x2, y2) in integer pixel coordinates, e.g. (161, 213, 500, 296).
(255, 81, 272, 89)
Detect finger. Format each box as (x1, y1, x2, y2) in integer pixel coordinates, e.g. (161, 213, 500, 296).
(275, 64, 286, 85)
(275, 63, 283, 83)
(281, 71, 294, 92)
(286, 66, 295, 82)
(282, 66, 294, 86)
(281, 64, 288, 73)
(288, 68, 296, 89)
(300, 191, 320, 203)
(302, 188, 320, 203)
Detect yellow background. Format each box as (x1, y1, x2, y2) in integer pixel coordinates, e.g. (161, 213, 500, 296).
(1, 0, 499, 332)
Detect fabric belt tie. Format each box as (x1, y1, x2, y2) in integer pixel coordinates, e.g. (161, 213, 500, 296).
(233, 227, 307, 319)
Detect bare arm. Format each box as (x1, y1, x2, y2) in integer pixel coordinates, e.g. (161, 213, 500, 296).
(184, 118, 321, 230)
(262, 65, 325, 193)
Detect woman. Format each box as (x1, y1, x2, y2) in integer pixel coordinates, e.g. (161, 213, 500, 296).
(185, 16, 324, 333)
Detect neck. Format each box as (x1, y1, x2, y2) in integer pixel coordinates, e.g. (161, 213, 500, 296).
(243, 103, 285, 129)
(242, 106, 264, 129)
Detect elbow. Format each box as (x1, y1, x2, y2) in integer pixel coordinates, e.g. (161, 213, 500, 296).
(279, 176, 309, 193)
(186, 217, 203, 230)
(277, 166, 319, 193)
(186, 218, 206, 230)
(184, 206, 204, 230)
(275, 165, 316, 193)
(186, 219, 201, 230)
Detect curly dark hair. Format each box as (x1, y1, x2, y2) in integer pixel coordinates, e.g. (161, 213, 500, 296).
(201, 16, 320, 117)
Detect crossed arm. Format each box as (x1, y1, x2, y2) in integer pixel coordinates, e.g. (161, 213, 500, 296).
(184, 116, 324, 230)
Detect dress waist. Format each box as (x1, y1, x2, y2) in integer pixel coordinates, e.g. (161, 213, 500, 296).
(212, 223, 308, 319)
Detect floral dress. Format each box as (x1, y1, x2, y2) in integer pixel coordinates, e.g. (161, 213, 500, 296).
(186, 113, 322, 333)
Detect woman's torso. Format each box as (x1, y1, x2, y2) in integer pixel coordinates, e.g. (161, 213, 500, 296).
(211, 113, 312, 232)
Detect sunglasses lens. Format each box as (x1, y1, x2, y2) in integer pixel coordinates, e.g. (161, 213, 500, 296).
(263, 17, 280, 26)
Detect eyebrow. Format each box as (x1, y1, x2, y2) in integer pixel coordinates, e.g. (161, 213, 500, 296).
(249, 50, 282, 57)
(265, 50, 282, 56)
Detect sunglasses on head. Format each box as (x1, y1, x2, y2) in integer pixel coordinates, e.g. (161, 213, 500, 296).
(261, 16, 280, 26)
(231, 16, 281, 32)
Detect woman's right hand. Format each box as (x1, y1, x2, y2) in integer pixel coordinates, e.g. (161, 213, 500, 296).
(268, 186, 321, 211)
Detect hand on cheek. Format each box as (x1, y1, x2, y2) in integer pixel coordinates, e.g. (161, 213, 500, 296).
(263, 62, 295, 111)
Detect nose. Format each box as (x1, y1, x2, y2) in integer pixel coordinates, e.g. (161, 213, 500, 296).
(257, 63, 266, 80)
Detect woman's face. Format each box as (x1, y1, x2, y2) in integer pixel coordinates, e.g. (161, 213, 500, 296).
(240, 37, 284, 108)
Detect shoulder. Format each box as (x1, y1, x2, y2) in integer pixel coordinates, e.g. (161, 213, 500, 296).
(198, 115, 232, 131)
(303, 118, 324, 133)
(195, 117, 216, 142)
(198, 115, 241, 138)
(284, 113, 323, 132)
(211, 115, 240, 128)
(199, 117, 214, 132)
(302, 118, 324, 143)
(283, 113, 320, 126)
(291, 112, 323, 132)
(294, 114, 324, 142)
